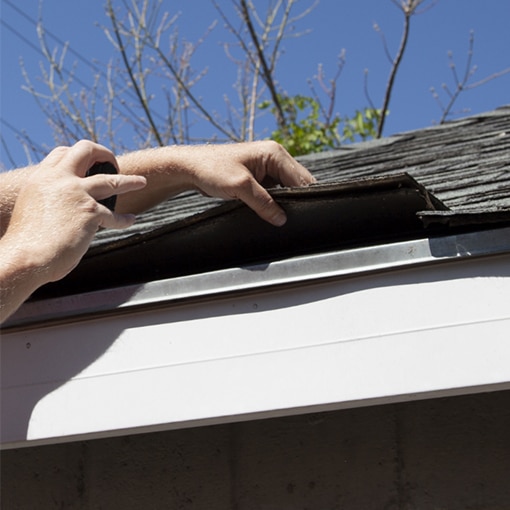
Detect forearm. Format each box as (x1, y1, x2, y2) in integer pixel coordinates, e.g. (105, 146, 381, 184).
(0, 166, 36, 237)
(0, 236, 47, 323)
(0, 141, 146, 323)
(115, 146, 196, 214)
(0, 146, 165, 229)
(1, 145, 211, 232)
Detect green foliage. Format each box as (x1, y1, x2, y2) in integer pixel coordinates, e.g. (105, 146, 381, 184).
(260, 95, 383, 156)
(260, 95, 340, 156)
(342, 108, 382, 143)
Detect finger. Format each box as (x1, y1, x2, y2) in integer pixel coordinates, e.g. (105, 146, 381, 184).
(254, 141, 316, 187)
(84, 174, 147, 202)
(237, 179, 287, 227)
(284, 160, 316, 186)
(60, 140, 119, 178)
(267, 151, 316, 187)
(98, 208, 138, 230)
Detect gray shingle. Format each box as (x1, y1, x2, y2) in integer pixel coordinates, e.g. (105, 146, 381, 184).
(93, 105, 510, 248)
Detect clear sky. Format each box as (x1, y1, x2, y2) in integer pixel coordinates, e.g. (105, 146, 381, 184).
(1, 0, 509, 169)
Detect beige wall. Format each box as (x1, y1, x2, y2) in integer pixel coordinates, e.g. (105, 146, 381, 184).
(2, 390, 510, 509)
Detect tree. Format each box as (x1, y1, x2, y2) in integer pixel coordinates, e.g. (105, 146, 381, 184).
(17, 0, 510, 161)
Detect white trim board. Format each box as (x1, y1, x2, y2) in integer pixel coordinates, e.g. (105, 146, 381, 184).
(2, 248, 510, 449)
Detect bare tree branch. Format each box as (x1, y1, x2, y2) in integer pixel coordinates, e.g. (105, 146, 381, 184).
(146, 30, 239, 141)
(372, 23, 393, 64)
(107, 0, 163, 146)
(238, 0, 287, 133)
(375, 0, 439, 137)
(431, 30, 510, 123)
(377, 1, 412, 137)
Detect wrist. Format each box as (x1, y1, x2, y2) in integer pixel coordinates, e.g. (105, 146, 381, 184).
(0, 230, 50, 291)
(0, 233, 50, 314)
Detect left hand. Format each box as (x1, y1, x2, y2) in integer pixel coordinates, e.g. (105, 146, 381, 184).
(186, 141, 316, 226)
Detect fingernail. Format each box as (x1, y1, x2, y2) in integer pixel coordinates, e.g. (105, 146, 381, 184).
(273, 211, 287, 227)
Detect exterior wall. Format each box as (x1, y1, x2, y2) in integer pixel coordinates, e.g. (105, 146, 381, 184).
(2, 390, 510, 510)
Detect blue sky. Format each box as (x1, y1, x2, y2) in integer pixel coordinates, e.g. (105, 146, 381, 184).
(1, 0, 509, 169)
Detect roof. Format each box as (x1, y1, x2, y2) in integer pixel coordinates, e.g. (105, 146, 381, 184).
(303, 105, 510, 213)
(31, 105, 510, 300)
(96, 105, 510, 246)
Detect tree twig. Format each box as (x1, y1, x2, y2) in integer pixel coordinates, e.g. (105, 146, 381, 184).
(239, 0, 287, 134)
(377, 2, 412, 137)
(107, 0, 164, 146)
(431, 30, 510, 124)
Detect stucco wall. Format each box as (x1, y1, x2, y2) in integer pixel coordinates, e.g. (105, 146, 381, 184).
(2, 390, 510, 509)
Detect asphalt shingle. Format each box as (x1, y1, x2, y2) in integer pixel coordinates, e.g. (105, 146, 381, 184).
(93, 105, 510, 248)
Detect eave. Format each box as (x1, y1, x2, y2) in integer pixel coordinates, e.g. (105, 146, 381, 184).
(2, 225, 510, 450)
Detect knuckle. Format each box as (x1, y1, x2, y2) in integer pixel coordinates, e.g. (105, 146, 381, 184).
(73, 139, 95, 151)
(48, 146, 69, 158)
(257, 140, 284, 161)
(70, 140, 95, 162)
(260, 139, 283, 153)
(72, 140, 104, 161)
(258, 193, 275, 211)
(228, 172, 253, 194)
(80, 195, 101, 215)
(258, 140, 287, 168)
(105, 174, 121, 190)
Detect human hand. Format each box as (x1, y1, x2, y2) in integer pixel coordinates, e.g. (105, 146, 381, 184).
(3, 140, 146, 285)
(116, 141, 315, 226)
(187, 141, 316, 226)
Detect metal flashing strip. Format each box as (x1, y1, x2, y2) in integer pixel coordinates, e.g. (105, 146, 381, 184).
(4, 226, 510, 330)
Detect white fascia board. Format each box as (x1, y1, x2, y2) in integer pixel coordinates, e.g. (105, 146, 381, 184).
(2, 229, 510, 449)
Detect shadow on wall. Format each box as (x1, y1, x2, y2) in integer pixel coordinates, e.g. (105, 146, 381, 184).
(0, 285, 143, 446)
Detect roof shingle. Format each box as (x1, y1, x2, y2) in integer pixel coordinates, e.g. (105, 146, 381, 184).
(93, 105, 510, 248)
